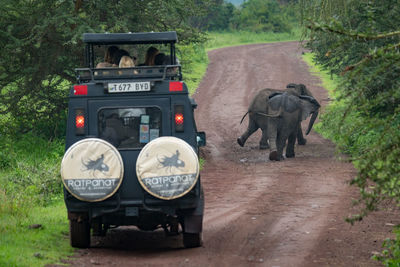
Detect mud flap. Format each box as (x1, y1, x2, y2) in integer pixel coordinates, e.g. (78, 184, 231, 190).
(183, 214, 203, 233)
(183, 188, 204, 233)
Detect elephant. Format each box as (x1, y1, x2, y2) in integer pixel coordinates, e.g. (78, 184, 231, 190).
(266, 92, 320, 161)
(237, 83, 314, 149)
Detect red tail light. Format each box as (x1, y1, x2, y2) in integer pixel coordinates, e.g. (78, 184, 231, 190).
(175, 113, 184, 125)
(174, 105, 184, 132)
(76, 115, 85, 128)
(169, 81, 183, 92)
(75, 109, 85, 135)
(74, 85, 88, 95)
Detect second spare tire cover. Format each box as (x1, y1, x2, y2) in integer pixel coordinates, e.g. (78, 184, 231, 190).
(61, 138, 124, 202)
(136, 136, 199, 200)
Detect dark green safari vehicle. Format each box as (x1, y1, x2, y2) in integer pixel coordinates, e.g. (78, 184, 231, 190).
(61, 31, 206, 249)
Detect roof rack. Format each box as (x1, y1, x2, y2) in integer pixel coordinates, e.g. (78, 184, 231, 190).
(75, 65, 182, 83)
(83, 32, 178, 45)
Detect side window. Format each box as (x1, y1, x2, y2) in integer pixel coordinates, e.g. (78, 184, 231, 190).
(98, 107, 162, 149)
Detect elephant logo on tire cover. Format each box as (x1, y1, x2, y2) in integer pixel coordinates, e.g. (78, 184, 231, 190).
(81, 154, 110, 177)
(158, 150, 185, 173)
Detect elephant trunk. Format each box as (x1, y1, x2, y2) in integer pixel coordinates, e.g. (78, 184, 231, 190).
(306, 110, 318, 135)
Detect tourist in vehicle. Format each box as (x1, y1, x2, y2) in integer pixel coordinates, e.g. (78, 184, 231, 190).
(112, 49, 130, 66)
(119, 55, 135, 68)
(143, 46, 159, 66)
(154, 53, 167, 65)
(96, 45, 119, 68)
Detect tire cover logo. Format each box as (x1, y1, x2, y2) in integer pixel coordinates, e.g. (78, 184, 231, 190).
(136, 137, 199, 200)
(61, 138, 124, 202)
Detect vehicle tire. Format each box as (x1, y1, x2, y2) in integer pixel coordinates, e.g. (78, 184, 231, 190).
(183, 232, 203, 248)
(69, 219, 91, 248)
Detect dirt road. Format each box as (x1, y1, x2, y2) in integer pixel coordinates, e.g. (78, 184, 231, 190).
(65, 42, 399, 267)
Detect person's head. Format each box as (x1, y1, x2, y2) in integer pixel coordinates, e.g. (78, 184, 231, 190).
(154, 53, 166, 65)
(119, 56, 135, 68)
(104, 46, 119, 64)
(112, 49, 130, 66)
(144, 46, 159, 66)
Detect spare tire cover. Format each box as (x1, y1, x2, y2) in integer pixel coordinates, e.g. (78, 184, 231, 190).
(136, 136, 199, 200)
(61, 138, 124, 202)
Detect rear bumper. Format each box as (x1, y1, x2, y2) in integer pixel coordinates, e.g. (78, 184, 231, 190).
(64, 184, 202, 219)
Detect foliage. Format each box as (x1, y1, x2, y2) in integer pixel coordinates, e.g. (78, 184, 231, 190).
(206, 29, 301, 49)
(199, 0, 300, 33)
(373, 226, 400, 266)
(0, 0, 212, 138)
(301, 0, 400, 262)
(0, 133, 64, 214)
(178, 43, 209, 95)
(231, 0, 293, 32)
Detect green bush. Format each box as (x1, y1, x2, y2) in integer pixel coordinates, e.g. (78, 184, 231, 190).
(0, 133, 64, 214)
(373, 226, 400, 266)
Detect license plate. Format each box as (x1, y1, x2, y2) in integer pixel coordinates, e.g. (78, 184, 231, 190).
(108, 82, 151, 93)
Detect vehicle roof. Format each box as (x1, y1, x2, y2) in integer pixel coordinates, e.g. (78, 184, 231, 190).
(83, 31, 178, 45)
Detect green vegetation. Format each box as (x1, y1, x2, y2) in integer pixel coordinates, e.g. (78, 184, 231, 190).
(0, 201, 73, 267)
(0, 0, 213, 139)
(178, 43, 209, 95)
(301, 0, 400, 264)
(206, 29, 301, 50)
(200, 0, 299, 33)
(0, 133, 70, 267)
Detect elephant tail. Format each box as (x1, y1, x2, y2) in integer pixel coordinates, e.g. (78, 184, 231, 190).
(240, 111, 249, 124)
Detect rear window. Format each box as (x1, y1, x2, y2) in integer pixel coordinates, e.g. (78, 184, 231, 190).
(98, 107, 162, 149)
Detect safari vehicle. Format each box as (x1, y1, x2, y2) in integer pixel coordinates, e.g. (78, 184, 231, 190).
(61, 31, 206, 249)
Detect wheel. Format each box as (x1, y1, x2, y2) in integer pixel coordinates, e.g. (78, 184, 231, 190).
(69, 219, 90, 248)
(183, 232, 203, 248)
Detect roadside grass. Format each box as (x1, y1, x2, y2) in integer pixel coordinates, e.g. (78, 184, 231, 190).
(205, 29, 302, 50)
(301, 52, 383, 157)
(301, 53, 342, 137)
(301, 53, 339, 97)
(178, 43, 209, 95)
(0, 200, 73, 267)
(0, 133, 69, 267)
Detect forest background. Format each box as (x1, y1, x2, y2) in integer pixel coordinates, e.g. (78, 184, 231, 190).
(0, 0, 399, 266)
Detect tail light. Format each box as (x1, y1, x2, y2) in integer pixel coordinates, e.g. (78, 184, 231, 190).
(74, 85, 88, 95)
(75, 109, 85, 135)
(169, 81, 183, 92)
(174, 105, 184, 132)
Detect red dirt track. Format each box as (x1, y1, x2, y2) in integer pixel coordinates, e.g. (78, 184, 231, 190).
(63, 42, 399, 267)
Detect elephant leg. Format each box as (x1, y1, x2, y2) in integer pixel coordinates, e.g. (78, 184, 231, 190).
(286, 130, 297, 158)
(256, 116, 269, 150)
(275, 132, 289, 161)
(297, 122, 307, 145)
(259, 129, 269, 150)
(237, 114, 258, 147)
(267, 118, 281, 161)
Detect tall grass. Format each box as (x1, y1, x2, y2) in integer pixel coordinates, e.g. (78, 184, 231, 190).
(0, 132, 69, 266)
(0, 201, 73, 267)
(205, 29, 302, 50)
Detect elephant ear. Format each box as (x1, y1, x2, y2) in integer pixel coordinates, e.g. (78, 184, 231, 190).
(268, 92, 283, 99)
(299, 95, 320, 121)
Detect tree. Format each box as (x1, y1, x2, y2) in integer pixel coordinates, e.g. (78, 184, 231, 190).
(204, 1, 236, 31)
(301, 0, 400, 224)
(0, 0, 211, 137)
(231, 0, 292, 32)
